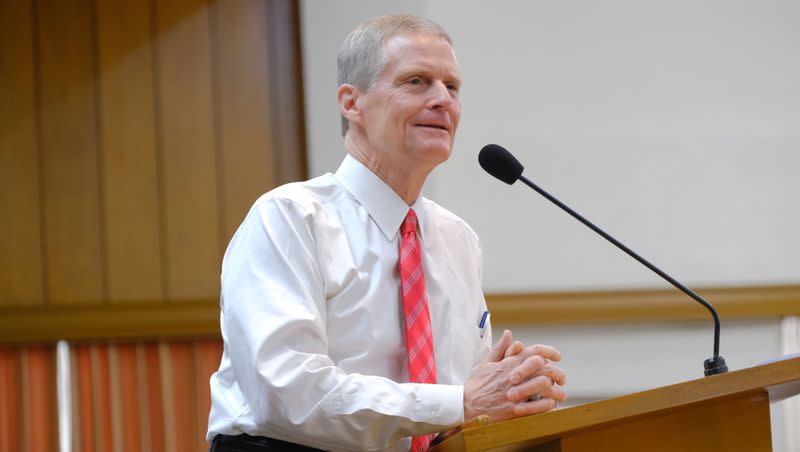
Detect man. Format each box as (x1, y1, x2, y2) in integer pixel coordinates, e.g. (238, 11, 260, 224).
(207, 15, 566, 451)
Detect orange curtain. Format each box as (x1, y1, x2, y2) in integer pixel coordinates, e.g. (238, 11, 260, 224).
(0, 339, 222, 452)
(0, 346, 57, 452)
(70, 339, 222, 452)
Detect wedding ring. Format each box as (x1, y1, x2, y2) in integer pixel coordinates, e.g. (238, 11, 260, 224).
(529, 393, 542, 402)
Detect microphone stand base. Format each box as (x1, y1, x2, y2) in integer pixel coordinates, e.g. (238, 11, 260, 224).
(704, 356, 729, 376)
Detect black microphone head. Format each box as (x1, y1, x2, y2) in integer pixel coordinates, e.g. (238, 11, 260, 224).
(478, 144, 524, 185)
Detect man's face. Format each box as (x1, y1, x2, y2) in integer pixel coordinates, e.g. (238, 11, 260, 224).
(355, 33, 462, 172)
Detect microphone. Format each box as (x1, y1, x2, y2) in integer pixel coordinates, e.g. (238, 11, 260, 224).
(478, 144, 728, 377)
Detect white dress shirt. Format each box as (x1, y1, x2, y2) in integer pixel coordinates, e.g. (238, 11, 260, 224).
(207, 154, 492, 451)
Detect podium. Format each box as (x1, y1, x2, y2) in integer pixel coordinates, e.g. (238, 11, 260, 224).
(432, 356, 800, 451)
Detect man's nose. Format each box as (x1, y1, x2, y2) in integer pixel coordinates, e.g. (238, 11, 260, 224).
(427, 81, 454, 110)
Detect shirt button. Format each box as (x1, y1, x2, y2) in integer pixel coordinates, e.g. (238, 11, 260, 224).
(432, 406, 439, 418)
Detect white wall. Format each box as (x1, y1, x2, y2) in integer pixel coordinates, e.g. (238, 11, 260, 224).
(301, 0, 800, 292)
(300, 1, 799, 449)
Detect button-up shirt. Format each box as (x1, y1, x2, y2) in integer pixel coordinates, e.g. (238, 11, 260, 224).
(207, 154, 492, 451)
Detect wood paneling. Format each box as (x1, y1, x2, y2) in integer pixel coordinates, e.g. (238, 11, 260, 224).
(154, 0, 221, 299)
(562, 392, 772, 451)
(37, 0, 105, 303)
(0, 300, 219, 343)
(1, 0, 306, 326)
(96, 0, 164, 301)
(267, 0, 308, 185)
(213, 0, 274, 243)
(0, 0, 43, 305)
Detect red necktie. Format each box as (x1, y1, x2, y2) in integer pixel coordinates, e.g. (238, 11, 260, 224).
(399, 209, 436, 452)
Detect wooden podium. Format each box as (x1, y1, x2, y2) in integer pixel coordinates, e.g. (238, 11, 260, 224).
(432, 356, 800, 451)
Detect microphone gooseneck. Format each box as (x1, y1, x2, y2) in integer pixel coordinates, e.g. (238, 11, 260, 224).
(478, 144, 728, 377)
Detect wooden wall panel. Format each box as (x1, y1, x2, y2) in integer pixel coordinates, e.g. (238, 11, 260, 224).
(154, 0, 221, 299)
(96, 0, 165, 301)
(0, 0, 43, 305)
(1, 0, 307, 332)
(213, 0, 274, 243)
(37, 0, 105, 303)
(267, 0, 308, 185)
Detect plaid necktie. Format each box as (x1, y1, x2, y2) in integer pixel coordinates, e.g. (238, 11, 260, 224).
(399, 209, 436, 451)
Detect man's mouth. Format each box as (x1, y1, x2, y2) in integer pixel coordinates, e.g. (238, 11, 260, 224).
(417, 124, 449, 132)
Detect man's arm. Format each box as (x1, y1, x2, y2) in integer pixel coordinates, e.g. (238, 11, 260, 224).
(220, 198, 464, 450)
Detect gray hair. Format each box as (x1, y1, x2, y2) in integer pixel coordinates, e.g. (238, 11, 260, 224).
(337, 15, 453, 136)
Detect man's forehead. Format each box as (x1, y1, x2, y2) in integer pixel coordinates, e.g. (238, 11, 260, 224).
(381, 33, 461, 76)
(382, 32, 455, 56)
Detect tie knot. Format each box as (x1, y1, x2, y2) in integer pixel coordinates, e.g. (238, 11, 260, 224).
(401, 209, 418, 236)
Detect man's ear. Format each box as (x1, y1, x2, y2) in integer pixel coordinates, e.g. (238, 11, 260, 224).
(338, 84, 361, 125)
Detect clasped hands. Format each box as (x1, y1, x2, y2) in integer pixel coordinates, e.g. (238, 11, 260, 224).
(463, 330, 567, 422)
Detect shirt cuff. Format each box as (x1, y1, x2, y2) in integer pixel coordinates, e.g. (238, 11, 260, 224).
(414, 383, 464, 429)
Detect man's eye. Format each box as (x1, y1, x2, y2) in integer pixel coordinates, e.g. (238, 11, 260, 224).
(409, 78, 423, 85)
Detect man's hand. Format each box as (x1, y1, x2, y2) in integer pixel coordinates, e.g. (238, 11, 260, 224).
(463, 330, 567, 422)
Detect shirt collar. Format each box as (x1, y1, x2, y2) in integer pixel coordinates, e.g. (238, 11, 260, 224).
(335, 153, 426, 241)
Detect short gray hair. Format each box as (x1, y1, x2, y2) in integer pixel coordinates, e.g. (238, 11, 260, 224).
(337, 15, 452, 136)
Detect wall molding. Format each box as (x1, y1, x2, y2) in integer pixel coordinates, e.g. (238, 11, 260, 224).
(487, 284, 800, 325)
(1, 301, 220, 344)
(2, 284, 799, 344)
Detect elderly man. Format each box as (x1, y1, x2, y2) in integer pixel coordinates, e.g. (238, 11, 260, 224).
(207, 15, 566, 452)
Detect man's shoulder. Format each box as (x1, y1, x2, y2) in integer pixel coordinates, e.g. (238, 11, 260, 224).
(253, 173, 344, 213)
(421, 197, 480, 245)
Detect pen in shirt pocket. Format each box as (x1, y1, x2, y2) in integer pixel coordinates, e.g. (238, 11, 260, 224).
(478, 310, 490, 338)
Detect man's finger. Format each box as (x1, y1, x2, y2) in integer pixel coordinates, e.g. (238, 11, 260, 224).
(542, 383, 568, 402)
(506, 374, 551, 402)
(503, 341, 524, 359)
(512, 397, 556, 417)
(537, 363, 567, 386)
(487, 330, 512, 362)
(516, 344, 562, 362)
(509, 355, 547, 385)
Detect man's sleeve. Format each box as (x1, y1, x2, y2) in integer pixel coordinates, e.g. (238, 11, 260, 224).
(220, 197, 463, 451)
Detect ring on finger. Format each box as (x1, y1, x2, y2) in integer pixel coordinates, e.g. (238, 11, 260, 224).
(528, 393, 543, 402)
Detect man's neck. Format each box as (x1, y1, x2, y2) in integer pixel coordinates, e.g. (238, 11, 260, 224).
(344, 134, 430, 205)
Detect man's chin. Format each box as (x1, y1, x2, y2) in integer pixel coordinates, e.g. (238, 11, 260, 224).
(420, 146, 452, 166)
(413, 140, 452, 161)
